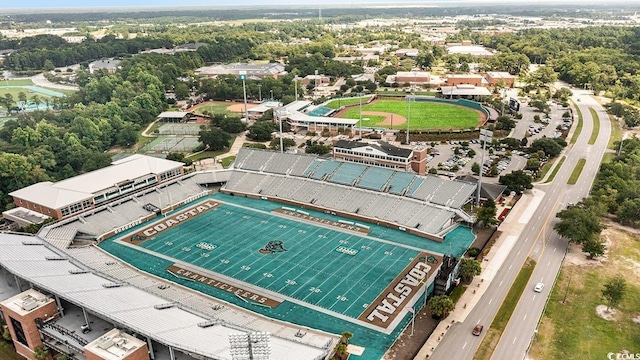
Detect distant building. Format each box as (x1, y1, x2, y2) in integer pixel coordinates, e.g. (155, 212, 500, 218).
(88, 59, 121, 74)
(195, 62, 286, 79)
(332, 140, 429, 175)
(355, 46, 386, 55)
(333, 54, 379, 64)
(62, 35, 86, 43)
(394, 49, 420, 57)
(5, 155, 184, 223)
(486, 71, 516, 88)
(0, 49, 15, 64)
(386, 71, 431, 86)
(174, 42, 208, 52)
(301, 74, 331, 87)
(446, 74, 486, 87)
(440, 84, 492, 99)
(156, 111, 192, 123)
(351, 73, 375, 83)
(446, 43, 495, 58)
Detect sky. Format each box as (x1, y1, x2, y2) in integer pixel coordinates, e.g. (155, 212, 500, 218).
(4, 0, 631, 9)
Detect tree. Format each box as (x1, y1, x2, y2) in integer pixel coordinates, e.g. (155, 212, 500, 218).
(269, 138, 296, 151)
(166, 152, 193, 165)
(220, 117, 246, 134)
(199, 126, 232, 151)
(554, 206, 603, 244)
(602, 276, 626, 311)
(582, 235, 606, 260)
(247, 121, 275, 141)
(174, 82, 190, 100)
(458, 258, 481, 282)
(18, 91, 27, 111)
(33, 346, 50, 360)
(306, 142, 331, 155)
(476, 198, 499, 228)
(530, 138, 565, 158)
(471, 162, 480, 175)
(529, 99, 551, 113)
(31, 94, 42, 110)
(427, 295, 455, 319)
(498, 170, 533, 194)
(340, 331, 353, 345)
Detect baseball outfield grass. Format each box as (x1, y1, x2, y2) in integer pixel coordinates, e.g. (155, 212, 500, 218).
(338, 99, 481, 130)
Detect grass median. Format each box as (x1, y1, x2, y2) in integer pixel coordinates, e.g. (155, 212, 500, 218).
(567, 158, 586, 185)
(544, 156, 566, 183)
(569, 101, 583, 145)
(474, 258, 537, 360)
(588, 108, 600, 145)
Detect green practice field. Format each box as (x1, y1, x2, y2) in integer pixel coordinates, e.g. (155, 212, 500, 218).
(338, 99, 482, 130)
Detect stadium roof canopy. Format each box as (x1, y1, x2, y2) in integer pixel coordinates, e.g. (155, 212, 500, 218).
(334, 140, 413, 158)
(10, 155, 184, 209)
(0, 232, 331, 360)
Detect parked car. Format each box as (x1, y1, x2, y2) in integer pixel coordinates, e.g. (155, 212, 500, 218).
(472, 324, 484, 336)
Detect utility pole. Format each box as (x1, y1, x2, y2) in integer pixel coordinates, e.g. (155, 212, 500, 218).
(358, 92, 363, 139)
(477, 129, 492, 206)
(258, 84, 262, 102)
(294, 75, 299, 101)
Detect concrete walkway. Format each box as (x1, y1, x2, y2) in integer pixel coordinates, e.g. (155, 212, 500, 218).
(414, 188, 545, 359)
(31, 73, 79, 91)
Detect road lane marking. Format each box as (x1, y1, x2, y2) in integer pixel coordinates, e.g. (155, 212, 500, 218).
(513, 337, 517, 344)
(523, 314, 527, 321)
(463, 342, 467, 349)
(499, 281, 504, 287)
(509, 264, 513, 270)
(488, 298, 493, 305)
(532, 295, 536, 301)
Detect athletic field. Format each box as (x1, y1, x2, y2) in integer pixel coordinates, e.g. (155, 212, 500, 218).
(336, 99, 481, 130)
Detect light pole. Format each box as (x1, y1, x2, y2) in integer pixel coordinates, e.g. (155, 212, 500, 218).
(276, 107, 284, 154)
(477, 129, 492, 206)
(239, 71, 248, 121)
(294, 75, 299, 101)
(406, 94, 412, 145)
(358, 92, 363, 139)
(270, 89, 274, 100)
(258, 84, 262, 102)
(314, 69, 318, 101)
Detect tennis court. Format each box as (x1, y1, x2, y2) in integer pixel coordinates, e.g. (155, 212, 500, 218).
(157, 123, 203, 135)
(142, 136, 201, 152)
(136, 200, 422, 320)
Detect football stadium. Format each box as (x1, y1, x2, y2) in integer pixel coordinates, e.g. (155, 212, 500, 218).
(0, 148, 478, 360)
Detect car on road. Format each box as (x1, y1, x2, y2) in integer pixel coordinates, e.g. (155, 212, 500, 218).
(534, 282, 545, 292)
(472, 324, 484, 336)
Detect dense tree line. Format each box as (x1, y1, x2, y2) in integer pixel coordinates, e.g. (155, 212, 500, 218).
(5, 35, 174, 71)
(0, 63, 167, 211)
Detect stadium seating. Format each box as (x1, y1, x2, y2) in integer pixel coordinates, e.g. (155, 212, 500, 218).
(309, 161, 341, 180)
(328, 162, 367, 186)
(357, 167, 395, 191)
(387, 171, 417, 195)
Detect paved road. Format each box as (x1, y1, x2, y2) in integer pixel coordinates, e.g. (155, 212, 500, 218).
(493, 92, 611, 360)
(429, 90, 610, 360)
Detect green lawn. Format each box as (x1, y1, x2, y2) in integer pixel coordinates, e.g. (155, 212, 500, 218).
(544, 156, 566, 183)
(567, 158, 586, 185)
(338, 100, 480, 130)
(570, 101, 583, 145)
(325, 96, 370, 109)
(475, 258, 536, 360)
(220, 155, 236, 168)
(190, 101, 236, 116)
(588, 108, 600, 145)
(529, 228, 640, 360)
(1, 79, 34, 86)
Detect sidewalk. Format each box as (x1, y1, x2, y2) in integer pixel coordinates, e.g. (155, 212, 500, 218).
(414, 188, 545, 359)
